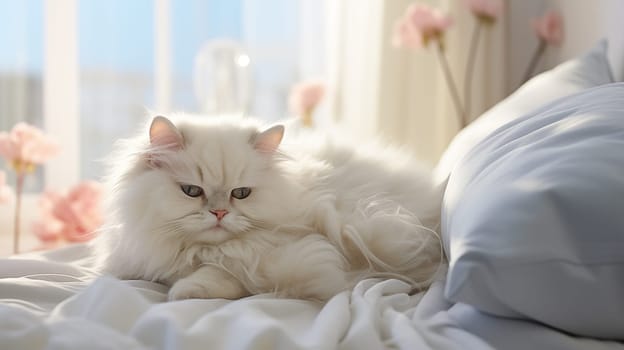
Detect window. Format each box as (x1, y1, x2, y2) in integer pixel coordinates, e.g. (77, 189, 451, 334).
(170, 0, 244, 112)
(0, 0, 44, 191)
(79, 0, 156, 180)
(170, 0, 301, 122)
(0, 0, 326, 186)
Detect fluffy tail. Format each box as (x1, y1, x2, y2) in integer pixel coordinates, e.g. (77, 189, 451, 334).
(325, 199, 444, 291)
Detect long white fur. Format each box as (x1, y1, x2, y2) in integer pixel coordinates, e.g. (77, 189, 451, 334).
(95, 114, 443, 301)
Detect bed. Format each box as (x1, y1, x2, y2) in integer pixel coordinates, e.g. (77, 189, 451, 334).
(1, 242, 621, 350)
(3, 3, 624, 349)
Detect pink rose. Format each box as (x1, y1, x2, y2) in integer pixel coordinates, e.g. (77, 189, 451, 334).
(288, 81, 326, 116)
(464, 0, 503, 22)
(392, 3, 453, 49)
(32, 181, 104, 244)
(0, 123, 59, 171)
(532, 10, 564, 47)
(0, 171, 12, 204)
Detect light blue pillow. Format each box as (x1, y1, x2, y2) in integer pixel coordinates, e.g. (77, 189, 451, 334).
(442, 83, 624, 339)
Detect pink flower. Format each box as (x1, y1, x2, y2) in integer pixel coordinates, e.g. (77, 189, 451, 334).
(392, 3, 453, 49)
(0, 123, 60, 172)
(32, 181, 104, 244)
(532, 10, 564, 47)
(0, 171, 12, 204)
(288, 81, 326, 116)
(464, 0, 503, 22)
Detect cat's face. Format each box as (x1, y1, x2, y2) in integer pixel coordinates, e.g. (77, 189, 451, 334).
(118, 116, 292, 245)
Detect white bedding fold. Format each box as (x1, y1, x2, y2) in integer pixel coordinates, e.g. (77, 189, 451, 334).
(1, 275, 441, 350)
(0, 245, 482, 350)
(2, 245, 617, 350)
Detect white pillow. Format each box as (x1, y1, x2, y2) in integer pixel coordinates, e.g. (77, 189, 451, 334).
(442, 83, 624, 339)
(435, 39, 614, 184)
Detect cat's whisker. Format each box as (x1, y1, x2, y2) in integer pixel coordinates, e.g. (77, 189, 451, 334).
(245, 218, 274, 230)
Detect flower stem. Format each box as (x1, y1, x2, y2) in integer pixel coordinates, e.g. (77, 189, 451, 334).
(302, 109, 313, 128)
(521, 40, 547, 86)
(435, 40, 466, 128)
(463, 20, 482, 123)
(13, 172, 25, 254)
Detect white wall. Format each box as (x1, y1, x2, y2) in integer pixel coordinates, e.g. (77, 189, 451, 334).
(605, 0, 624, 81)
(506, 0, 624, 92)
(547, 0, 624, 81)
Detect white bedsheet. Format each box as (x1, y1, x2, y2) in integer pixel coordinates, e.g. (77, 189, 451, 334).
(0, 244, 622, 350)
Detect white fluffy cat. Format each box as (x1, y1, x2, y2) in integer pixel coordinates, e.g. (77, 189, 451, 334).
(96, 114, 443, 301)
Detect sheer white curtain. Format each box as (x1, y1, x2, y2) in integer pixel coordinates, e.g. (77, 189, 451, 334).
(44, 0, 79, 189)
(326, 0, 508, 165)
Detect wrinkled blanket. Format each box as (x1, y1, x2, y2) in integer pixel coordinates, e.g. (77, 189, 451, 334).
(2, 244, 618, 350)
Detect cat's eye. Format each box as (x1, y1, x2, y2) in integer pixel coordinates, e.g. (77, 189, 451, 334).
(180, 184, 204, 198)
(231, 187, 252, 199)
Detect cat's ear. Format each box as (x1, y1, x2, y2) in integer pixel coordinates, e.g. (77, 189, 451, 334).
(149, 116, 183, 150)
(253, 125, 284, 153)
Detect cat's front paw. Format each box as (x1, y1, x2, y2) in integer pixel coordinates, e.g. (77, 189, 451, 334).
(167, 272, 248, 301)
(168, 279, 211, 301)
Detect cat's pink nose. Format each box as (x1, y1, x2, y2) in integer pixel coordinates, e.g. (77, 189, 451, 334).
(209, 209, 229, 221)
